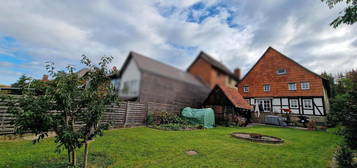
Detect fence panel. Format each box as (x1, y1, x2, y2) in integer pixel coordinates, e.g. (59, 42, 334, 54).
(0, 100, 147, 135)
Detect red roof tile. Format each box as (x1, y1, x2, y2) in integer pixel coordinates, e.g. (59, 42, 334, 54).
(217, 84, 252, 110)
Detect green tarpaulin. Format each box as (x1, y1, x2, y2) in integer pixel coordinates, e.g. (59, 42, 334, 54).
(181, 107, 215, 128)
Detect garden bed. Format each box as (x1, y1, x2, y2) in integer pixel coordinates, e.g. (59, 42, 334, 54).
(148, 123, 203, 131)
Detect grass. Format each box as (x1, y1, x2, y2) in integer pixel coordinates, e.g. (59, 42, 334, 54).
(0, 125, 342, 168)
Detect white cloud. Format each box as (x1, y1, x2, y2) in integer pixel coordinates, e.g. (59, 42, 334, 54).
(0, 0, 356, 85)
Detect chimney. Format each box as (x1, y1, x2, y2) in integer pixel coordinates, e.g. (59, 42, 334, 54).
(234, 68, 241, 80)
(42, 74, 49, 81)
(112, 66, 117, 71)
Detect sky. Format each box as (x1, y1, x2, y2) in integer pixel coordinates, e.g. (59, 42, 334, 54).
(0, 0, 356, 85)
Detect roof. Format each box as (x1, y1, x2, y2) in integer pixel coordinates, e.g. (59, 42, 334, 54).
(204, 84, 252, 110)
(77, 68, 90, 78)
(240, 47, 328, 82)
(187, 51, 239, 81)
(217, 84, 252, 110)
(119, 51, 209, 87)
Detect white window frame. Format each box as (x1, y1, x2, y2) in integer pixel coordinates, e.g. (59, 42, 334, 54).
(257, 99, 271, 112)
(276, 69, 287, 75)
(303, 99, 313, 109)
(263, 84, 270, 92)
(289, 99, 298, 108)
(301, 82, 310, 90)
(243, 86, 249, 92)
(288, 83, 297, 91)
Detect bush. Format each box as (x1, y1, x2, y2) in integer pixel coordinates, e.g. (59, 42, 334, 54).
(152, 123, 201, 131)
(327, 94, 350, 127)
(148, 111, 203, 130)
(335, 143, 353, 168)
(152, 112, 180, 125)
(146, 114, 154, 125)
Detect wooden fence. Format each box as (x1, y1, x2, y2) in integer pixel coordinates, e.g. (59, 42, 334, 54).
(0, 101, 147, 135)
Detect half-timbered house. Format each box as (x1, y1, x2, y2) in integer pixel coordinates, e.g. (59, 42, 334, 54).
(237, 47, 330, 119)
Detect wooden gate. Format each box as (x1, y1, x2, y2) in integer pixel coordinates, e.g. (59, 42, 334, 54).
(124, 102, 147, 127)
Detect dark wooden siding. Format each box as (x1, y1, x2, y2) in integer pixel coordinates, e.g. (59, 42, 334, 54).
(139, 71, 210, 113)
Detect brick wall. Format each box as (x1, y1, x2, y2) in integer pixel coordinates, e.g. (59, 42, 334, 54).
(187, 58, 215, 88)
(188, 57, 236, 88)
(238, 48, 325, 97)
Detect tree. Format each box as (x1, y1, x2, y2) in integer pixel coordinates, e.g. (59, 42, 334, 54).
(322, 0, 357, 28)
(321, 71, 336, 98)
(7, 55, 116, 167)
(11, 74, 30, 88)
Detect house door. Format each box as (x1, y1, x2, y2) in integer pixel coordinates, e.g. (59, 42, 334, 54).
(256, 99, 272, 112)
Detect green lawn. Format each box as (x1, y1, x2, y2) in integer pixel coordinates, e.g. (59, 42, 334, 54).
(0, 126, 342, 168)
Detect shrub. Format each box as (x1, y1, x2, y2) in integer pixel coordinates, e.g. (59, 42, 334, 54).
(146, 114, 154, 125)
(149, 111, 203, 130)
(335, 143, 353, 168)
(152, 112, 180, 125)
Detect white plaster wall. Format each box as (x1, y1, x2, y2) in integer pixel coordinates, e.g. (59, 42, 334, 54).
(250, 99, 255, 105)
(273, 98, 280, 105)
(291, 109, 299, 114)
(313, 98, 323, 106)
(281, 98, 288, 106)
(323, 87, 330, 114)
(304, 109, 313, 115)
(120, 59, 141, 97)
(273, 106, 281, 113)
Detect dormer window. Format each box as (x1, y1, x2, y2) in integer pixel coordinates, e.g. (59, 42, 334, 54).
(276, 69, 287, 75)
(243, 86, 249, 92)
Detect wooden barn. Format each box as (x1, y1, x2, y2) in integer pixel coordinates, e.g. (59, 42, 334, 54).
(203, 84, 252, 124)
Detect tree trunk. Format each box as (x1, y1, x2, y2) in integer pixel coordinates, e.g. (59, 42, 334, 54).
(72, 150, 77, 166)
(68, 150, 72, 165)
(71, 115, 77, 166)
(83, 141, 89, 168)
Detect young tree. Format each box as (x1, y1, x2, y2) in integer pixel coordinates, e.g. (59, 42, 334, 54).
(321, 0, 357, 28)
(7, 55, 116, 167)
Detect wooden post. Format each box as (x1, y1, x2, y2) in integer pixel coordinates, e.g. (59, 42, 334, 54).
(124, 101, 129, 127)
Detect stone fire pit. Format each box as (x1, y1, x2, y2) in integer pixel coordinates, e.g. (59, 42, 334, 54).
(231, 132, 284, 144)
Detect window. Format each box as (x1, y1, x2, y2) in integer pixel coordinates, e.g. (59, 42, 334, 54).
(263, 84, 270, 92)
(290, 99, 298, 108)
(243, 86, 249, 92)
(288, 83, 297, 90)
(303, 99, 313, 109)
(121, 80, 139, 96)
(257, 99, 271, 112)
(301, 82, 310, 90)
(276, 69, 287, 75)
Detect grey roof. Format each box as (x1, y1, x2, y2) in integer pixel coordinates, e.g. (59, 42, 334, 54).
(120, 51, 209, 87)
(188, 51, 239, 81)
(77, 68, 90, 78)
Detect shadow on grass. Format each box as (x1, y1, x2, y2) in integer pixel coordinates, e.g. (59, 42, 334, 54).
(31, 152, 113, 168)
